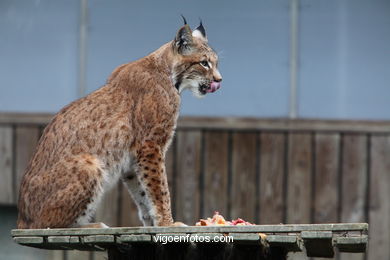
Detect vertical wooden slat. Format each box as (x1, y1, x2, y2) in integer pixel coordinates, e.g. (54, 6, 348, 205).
(0, 126, 14, 204)
(48, 250, 66, 260)
(66, 250, 92, 260)
(95, 185, 119, 227)
(314, 134, 340, 260)
(15, 126, 40, 200)
(259, 132, 286, 224)
(230, 132, 257, 222)
(341, 134, 367, 223)
(175, 130, 201, 225)
(286, 133, 312, 224)
(93, 251, 107, 260)
(367, 135, 390, 260)
(119, 183, 142, 227)
(313, 133, 339, 223)
(339, 134, 367, 260)
(203, 131, 229, 218)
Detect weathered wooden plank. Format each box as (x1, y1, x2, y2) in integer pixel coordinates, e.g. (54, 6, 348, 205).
(14, 236, 43, 244)
(336, 235, 368, 253)
(14, 126, 40, 201)
(45, 236, 73, 250)
(301, 231, 334, 258)
(266, 235, 301, 252)
(301, 231, 333, 257)
(83, 235, 115, 244)
(229, 232, 260, 242)
(13, 226, 368, 259)
(0, 126, 13, 204)
(95, 183, 120, 227)
(267, 235, 297, 243)
(313, 133, 339, 223)
(47, 236, 71, 243)
(230, 132, 257, 222)
(340, 134, 368, 260)
(175, 131, 202, 225)
(203, 131, 229, 218)
(12, 223, 369, 236)
(45, 236, 79, 255)
(118, 234, 152, 243)
(69, 236, 80, 243)
(286, 133, 312, 224)
(367, 135, 390, 259)
(259, 132, 286, 224)
(301, 231, 333, 239)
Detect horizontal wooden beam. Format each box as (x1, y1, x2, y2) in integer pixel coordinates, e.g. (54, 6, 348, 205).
(14, 236, 43, 244)
(12, 223, 368, 258)
(336, 235, 368, 253)
(178, 117, 390, 133)
(1, 113, 390, 133)
(0, 113, 54, 125)
(301, 231, 334, 257)
(118, 234, 152, 243)
(266, 235, 302, 252)
(12, 223, 368, 237)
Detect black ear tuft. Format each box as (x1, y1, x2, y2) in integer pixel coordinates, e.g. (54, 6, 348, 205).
(181, 14, 188, 25)
(192, 19, 207, 41)
(174, 24, 194, 55)
(195, 19, 206, 37)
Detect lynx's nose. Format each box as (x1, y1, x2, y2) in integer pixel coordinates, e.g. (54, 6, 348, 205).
(213, 69, 222, 83)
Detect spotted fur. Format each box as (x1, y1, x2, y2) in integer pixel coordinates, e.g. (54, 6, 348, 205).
(17, 22, 222, 228)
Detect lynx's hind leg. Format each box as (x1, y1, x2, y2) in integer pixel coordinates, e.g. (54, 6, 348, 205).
(29, 154, 106, 228)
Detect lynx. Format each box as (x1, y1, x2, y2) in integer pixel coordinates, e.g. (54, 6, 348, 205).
(17, 18, 222, 228)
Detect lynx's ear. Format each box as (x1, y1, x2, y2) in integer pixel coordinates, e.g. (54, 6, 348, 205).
(174, 16, 195, 55)
(192, 20, 207, 42)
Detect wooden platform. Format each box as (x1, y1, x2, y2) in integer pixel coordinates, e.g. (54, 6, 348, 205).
(12, 223, 368, 259)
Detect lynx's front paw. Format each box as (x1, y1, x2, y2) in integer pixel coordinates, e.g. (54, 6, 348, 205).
(171, 221, 187, 227)
(79, 222, 109, 228)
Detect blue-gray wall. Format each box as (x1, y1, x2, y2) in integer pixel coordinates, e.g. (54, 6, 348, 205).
(0, 0, 79, 112)
(299, 0, 390, 119)
(1, 0, 389, 119)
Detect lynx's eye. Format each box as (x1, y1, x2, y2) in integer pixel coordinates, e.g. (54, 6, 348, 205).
(200, 60, 209, 68)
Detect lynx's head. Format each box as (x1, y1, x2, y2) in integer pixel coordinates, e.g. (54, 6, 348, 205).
(171, 17, 222, 98)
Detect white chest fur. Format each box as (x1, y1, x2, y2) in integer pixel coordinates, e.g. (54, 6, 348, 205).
(73, 152, 133, 226)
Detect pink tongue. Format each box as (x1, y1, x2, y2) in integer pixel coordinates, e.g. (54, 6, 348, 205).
(207, 81, 221, 93)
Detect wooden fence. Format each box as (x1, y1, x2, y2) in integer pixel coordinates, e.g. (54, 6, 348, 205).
(1, 113, 389, 260)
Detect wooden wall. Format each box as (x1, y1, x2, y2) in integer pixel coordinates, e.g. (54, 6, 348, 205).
(1, 114, 389, 260)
